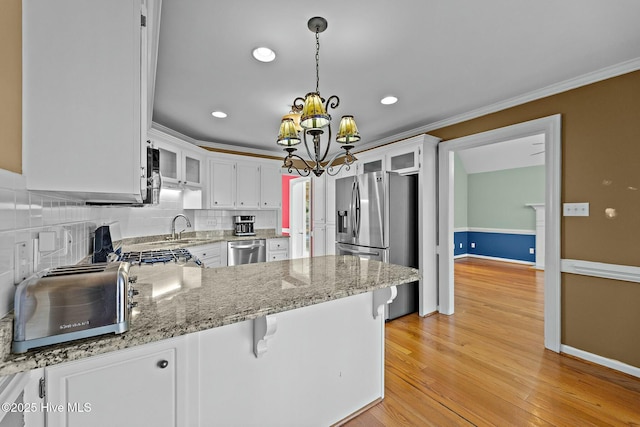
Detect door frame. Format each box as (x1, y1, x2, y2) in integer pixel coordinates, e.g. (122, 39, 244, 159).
(437, 114, 562, 352)
(289, 176, 311, 259)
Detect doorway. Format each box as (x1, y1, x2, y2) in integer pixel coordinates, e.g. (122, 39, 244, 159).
(438, 114, 561, 352)
(289, 177, 311, 259)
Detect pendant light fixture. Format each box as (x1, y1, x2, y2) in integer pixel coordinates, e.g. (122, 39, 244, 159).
(277, 17, 360, 177)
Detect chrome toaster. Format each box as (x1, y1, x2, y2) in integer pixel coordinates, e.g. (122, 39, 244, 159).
(13, 262, 136, 354)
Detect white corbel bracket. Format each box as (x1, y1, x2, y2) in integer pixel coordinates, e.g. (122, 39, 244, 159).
(372, 286, 398, 319)
(253, 315, 278, 358)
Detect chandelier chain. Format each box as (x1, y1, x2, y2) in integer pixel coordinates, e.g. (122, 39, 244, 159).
(315, 27, 320, 93)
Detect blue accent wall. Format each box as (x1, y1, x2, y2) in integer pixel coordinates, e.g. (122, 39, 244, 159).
(454, 231, 535, 263)
(454, 231, 468, 256)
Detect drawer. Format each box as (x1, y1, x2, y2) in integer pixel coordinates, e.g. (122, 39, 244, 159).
(268, 238, 289, 251)
(188, 243, 222, 259)
(269, 251, 289, 262)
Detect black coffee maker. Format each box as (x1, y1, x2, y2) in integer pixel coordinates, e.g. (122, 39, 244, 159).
(93, 223, 121, 262)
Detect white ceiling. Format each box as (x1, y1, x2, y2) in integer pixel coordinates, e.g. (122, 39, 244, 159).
(457, 134, 545, 174)
(152, 0, 640, 156)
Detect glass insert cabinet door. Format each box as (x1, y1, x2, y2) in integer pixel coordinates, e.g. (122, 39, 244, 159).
(185, 155, 201, 185)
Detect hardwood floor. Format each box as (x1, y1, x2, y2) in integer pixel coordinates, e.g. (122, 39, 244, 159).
(344, 258, 640, 426)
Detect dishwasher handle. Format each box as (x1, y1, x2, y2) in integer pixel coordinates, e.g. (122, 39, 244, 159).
(229, 242, 264, 249)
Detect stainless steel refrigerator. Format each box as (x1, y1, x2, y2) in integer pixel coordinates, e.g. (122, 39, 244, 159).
(335, 171, 419, 320)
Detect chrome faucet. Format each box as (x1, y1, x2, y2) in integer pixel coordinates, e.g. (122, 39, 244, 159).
(171, 214, 192, 240)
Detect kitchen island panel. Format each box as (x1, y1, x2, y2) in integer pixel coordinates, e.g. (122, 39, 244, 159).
(197, 291, 384, 426)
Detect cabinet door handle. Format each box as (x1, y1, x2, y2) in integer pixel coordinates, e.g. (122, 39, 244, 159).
(157, 360, 169, 369)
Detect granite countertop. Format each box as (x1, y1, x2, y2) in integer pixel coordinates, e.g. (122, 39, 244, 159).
(0, 255, 420, 376)
(120, 230, 288, 252)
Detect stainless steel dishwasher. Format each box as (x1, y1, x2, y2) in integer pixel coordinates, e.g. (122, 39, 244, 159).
(227, 239, 266, 265)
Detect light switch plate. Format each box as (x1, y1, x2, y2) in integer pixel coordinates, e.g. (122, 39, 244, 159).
(563, 202, 589, 217)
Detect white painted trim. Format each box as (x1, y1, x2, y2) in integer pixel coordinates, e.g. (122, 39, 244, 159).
(561, 345, 640, 379)
(466, 227, 535, 235)
(453, 254, 467, 260)
(438, 114, 562, 352)
(561, 259, 640, 284)
(465, 254, 535, 266)
(359, 58, 640, 150)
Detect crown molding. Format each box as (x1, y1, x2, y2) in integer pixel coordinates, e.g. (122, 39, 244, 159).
(150, 122, 282, 158)
(364, 57, 640, 147)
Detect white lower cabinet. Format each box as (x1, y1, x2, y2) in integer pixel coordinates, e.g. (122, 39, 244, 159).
(44, 336, 189, 427)
(187, 242, 226, 268)
(267, 238, 290, 261)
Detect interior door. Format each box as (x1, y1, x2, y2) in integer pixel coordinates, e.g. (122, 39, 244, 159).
(289, 177, 310, 258)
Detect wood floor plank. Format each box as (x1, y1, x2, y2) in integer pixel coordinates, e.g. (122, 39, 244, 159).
(343, 258, 640, 426)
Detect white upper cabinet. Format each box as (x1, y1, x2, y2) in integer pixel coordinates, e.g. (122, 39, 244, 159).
(358, 153, 386, 174)
(210, 159, 237, 208)
(386, 145, 421, 175)
(236, 163, 261, 208)
(154, 139, 204, 189)
(260, 164, 283, 209)
(209, 155, 282, 210)
(23, 0, 148, 203)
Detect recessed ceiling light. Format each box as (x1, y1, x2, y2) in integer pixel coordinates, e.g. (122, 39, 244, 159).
(252, 47, 276, 63)
(211, 111, 227, 118)
(381, 96, 398, 105)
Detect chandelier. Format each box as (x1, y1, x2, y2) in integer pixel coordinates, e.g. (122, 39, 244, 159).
(277, 17, 360, 177)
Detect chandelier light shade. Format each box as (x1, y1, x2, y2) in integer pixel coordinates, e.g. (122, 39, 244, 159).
(300, 92, 330, 130)
(277, 17, 359, 177)
(336, 115, 361, 144)
(282, 110, 303, 132)
(277, 118, 301, 146)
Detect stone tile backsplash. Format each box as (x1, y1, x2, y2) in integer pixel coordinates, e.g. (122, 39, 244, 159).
(0, 169, 279, 317)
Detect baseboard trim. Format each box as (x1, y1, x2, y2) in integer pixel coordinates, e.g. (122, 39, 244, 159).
(463, 254, 535, 266)
(560, 345, 640, 379)
(331, 397, 383, 426)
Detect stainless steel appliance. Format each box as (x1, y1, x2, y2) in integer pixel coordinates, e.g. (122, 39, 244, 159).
(228, 239, 266, 265)
(142, 144, 162, 205)
(118, 248, 198, 266)
(335, 171, 419, 319)
(13, 262, 136, 353)
(233, 215, 256, 236)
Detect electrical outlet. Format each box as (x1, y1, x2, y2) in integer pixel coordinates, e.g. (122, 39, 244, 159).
(459, 243, 463, 249)
(470, 242, 476, 249)
(529, 248, 535, 254)
(563, 202, 589, 217)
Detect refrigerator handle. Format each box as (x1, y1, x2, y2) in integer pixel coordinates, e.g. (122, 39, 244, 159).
(354, 181, 361, 238)
(350, 181, 357, 237)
